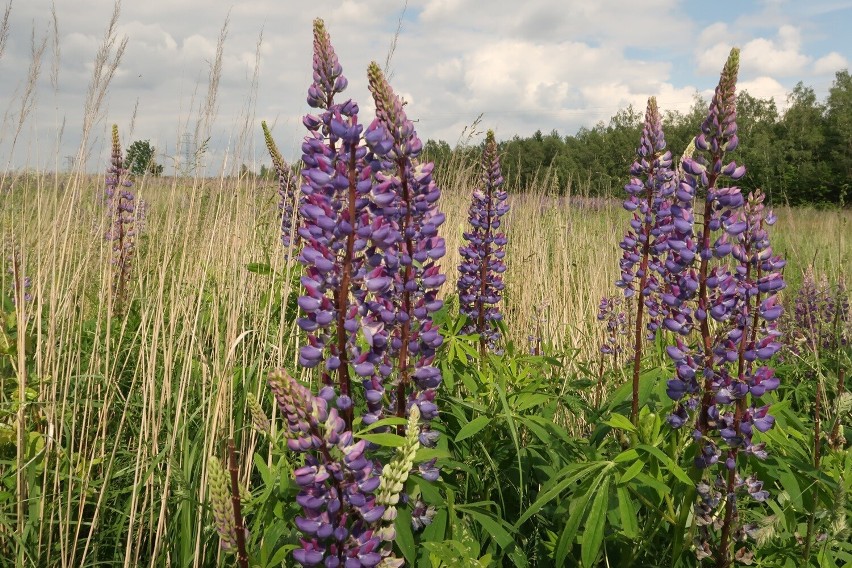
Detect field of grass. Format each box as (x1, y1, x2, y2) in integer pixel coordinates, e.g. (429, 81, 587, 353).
(1, 164, 850, 566)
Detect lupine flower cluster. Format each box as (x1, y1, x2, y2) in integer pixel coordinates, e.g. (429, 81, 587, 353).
(597, 295, 628, 358)
(262, 120, 299, 248)
(457, 129, 509, 352)
(363, 59, 446, 430)
(615, 96, 674, 340)
(655, 49, 786, 564)
(266, 19, 445, 567)
(790, 267, 850, 353)
(613, 96, 676, 421)
(105, 124, 143, 311)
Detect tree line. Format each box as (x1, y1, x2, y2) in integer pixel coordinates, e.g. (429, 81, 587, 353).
(423, 69, 852, 206)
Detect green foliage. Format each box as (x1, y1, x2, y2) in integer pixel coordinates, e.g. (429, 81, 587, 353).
(424, 71, 852, 205)
(124, 139, 163, 177)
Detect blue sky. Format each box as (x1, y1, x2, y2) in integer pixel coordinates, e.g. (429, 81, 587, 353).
(0, 0, 849, 173)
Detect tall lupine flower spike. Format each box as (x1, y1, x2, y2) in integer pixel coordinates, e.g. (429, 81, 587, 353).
(667, 49, 748, 435)
(791, 267, 850, 353)
(661, 48, 786, 567)
(365, 61, 446, 440)
(262, 120, 299, 249)
(614, 97, 675, 423)
(297, 18, 374, 429)
(268, 369, 390, 567)
(458, 129, 509, 353)
(104, 124, 142, 313)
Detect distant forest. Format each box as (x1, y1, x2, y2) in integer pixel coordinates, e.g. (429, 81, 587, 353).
(421, 69, 852, 206)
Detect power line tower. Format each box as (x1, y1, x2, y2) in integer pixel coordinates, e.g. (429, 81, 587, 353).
(64, 155, 75, 172)
(180, 133, 196, 176)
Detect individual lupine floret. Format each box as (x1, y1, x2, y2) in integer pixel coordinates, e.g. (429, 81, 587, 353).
(457, 129, 509, 352)
(296, 19, 375, 429)
(262, 120, 299, 249)
(363, 62, 446, 440)
(614, 97, 676, 422)
(268, 369, 389, 567)
(208, 455, 237, 552)
(104, 124, 142, 312)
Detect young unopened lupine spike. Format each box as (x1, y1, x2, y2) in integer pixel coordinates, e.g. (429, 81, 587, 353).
(208, 456, 237, 551)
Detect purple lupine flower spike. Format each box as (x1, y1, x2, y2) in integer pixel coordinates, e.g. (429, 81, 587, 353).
(614, 96, 675, 423)
(659, 48, 785, 564)
(458, 129, 509, 353)
(297, 19, 373, 428)
(104, 124, 141, 313)
(269, 369, 386, 567)
(262, 120, 299, 249)
(365, 62, 445, 440)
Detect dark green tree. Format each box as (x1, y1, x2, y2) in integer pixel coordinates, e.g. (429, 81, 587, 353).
(124, 140, 163, 177)
(826, 69, 852, 202)
(779, 83, 831, 204)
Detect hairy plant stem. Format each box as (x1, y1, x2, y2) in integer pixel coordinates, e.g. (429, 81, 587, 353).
(830, 368, 846, 449)
(697, 175, 719, 435)
(334, 144, 358, 430)
(803, 378, 823, 562)
(227, 440, 249, 568)
(630, 171, 656, 424)
(395, 167, 414, 430)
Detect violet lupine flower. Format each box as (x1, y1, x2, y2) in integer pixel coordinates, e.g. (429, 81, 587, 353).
(457, 129, 509, 352)
(105, 124, 141, 312)
(663, 48, 747, 432)
(296, 19, 374, 427)
(268, 369, 394, 568)
(791, 267, 850, 353)
(262, 120, 299, 249)
(597, 295, 628, 358)
(660, 48, 786, 564)
(364, 61, 446, 440)
(614, 96, 676, 422)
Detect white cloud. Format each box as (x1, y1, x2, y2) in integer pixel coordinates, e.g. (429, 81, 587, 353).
(814, 51, 848, 74)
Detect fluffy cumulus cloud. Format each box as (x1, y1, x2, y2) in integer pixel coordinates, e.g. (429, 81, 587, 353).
(0, 0, 848, 171)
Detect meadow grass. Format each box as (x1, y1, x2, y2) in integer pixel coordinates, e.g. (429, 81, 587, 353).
(2, 162, 849, 565)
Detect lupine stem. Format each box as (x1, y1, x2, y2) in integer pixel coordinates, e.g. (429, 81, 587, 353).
(227, 440, 249, 568)
(396, 171, 414, 424)
(697, 189, 717, 435)
(334, 143, 359, 429)
(830, 367, 846, 449)
(803, 381, 822, 562)
(630, 184, 654, 424)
